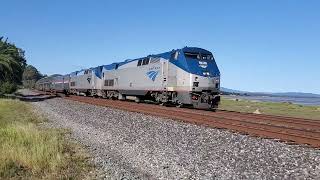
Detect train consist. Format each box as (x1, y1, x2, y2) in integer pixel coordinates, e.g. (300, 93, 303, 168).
(36, 47, 221, 109)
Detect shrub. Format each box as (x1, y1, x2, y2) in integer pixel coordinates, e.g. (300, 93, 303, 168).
(0, 82, 17, 95)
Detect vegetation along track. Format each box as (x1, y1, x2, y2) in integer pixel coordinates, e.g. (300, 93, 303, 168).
(65, 95, 320, 148)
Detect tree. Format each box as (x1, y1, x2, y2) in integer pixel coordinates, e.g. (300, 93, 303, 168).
(22, 65, 43, 88)
(0, 54, 15, 80)
(0, 37, 27, 93)
(0, 37, 26, 82)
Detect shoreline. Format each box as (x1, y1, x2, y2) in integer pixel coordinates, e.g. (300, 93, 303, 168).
(222, 95, 320, 106)
(220, 97, 320, 120)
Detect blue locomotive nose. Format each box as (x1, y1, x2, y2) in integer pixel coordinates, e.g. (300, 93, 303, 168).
(185, 58, 220, 77)
(170, 47, 220, 77)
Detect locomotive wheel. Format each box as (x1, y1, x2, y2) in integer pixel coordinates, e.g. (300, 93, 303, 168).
(159, 102, 169, 107)
(135, 96, 142, 103)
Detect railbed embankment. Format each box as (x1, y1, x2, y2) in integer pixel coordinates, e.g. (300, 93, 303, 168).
(32, 97, 320, 179)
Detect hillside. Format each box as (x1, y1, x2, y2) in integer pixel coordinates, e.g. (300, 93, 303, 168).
(220, 87, 320, 98)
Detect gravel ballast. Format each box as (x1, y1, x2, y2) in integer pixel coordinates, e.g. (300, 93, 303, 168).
(32, 98, 320, 179)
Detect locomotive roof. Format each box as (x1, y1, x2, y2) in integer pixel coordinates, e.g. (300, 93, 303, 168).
(69, 46, 213, 74)
(182, 47, 212, 55)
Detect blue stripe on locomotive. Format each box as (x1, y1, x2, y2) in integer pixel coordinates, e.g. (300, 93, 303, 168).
(149, 47, 220, 78)
(92, 66, 103, 79)
(94, 47, 220, 79)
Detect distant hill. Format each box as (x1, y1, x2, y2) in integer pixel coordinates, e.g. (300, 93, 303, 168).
(270, 92, 320, 98)
(220, 87, 320, 98)
(220, 87, 247, 94)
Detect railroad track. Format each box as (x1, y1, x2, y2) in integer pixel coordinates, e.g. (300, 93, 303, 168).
(215, 110, 320, 132)
(65, 95, 320, 148)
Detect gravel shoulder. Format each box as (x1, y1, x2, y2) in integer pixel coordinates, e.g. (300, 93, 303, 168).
(32, 98, 320, 179)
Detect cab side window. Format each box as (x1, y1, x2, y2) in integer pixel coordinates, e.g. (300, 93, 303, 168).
(142, 58, 149, 65)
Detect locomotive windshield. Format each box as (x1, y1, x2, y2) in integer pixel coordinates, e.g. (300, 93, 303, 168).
(184, 52, 214, 60)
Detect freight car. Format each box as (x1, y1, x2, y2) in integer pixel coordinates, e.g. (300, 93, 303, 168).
(36, 47, 221, 109)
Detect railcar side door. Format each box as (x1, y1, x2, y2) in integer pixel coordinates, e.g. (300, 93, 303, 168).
(167, 52, 178, 91)
(161, 60, 168, 90)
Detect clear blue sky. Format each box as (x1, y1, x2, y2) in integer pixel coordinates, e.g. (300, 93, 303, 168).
(1, 0, 319, 94)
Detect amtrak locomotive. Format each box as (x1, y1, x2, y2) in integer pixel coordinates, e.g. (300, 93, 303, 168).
(36, 47, 221, 109)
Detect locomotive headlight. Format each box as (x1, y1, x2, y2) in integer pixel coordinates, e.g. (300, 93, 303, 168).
(213, 77, 220, 83)
(203, 72, 210, 76)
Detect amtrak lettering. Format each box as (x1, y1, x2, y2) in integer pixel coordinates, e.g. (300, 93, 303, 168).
(149, 66, 160, 71)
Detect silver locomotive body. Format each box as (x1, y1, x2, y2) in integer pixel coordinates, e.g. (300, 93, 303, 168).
(37, 47, 221, 109)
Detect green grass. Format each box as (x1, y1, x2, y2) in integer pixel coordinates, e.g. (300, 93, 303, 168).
(219, 97, 320, 120)
(0, 99, 94, 179)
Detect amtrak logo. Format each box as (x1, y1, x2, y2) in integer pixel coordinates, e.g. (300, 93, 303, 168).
(146, 71, 159, 81)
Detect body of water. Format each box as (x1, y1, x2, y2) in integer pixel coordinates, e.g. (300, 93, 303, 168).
(223, 95, 320, 106)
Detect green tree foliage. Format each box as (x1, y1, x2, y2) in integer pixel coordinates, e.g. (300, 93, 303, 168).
(22, 65, 43, 88)
(0, 37, 27, 93)
(0, 81, 17, 95)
